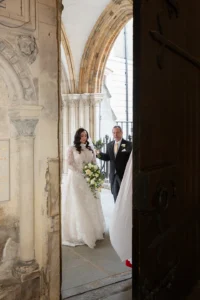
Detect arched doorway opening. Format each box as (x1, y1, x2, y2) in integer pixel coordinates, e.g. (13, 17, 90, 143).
(60, 1, 133, 298)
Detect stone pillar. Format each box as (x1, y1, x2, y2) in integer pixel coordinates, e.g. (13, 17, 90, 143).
(61, 93, 103, 156)
(90, 93, 103, 141)
(74, 96, 80, 129)
(62, 95, 69, 174)
(8, 106, 42, 278)
(82, 94, 90, 133)
(79, 99, 84, 128)
(67, 95, 80, 145)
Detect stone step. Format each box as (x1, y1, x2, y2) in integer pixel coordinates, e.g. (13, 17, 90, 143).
(63, 278, 132, 300)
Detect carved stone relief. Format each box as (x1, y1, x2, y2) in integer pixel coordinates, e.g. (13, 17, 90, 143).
(0, 75, 9, 106)
(0, 39, 37, 104)
(17, 35, 38, 65)
(11, 119, 38, 137)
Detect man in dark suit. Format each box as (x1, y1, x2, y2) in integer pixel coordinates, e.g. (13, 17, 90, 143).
(97, 126, 132, 202)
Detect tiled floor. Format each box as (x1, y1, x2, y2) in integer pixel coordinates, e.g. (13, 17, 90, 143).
(61, 189, 131, 299)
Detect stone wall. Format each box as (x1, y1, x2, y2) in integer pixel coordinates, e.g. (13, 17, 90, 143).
(0, 1, 61, 299)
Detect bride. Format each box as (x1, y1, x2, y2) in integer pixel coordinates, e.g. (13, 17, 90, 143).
(62, 128, 106, 248)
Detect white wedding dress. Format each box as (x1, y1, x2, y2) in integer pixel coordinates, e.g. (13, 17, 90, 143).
(109, 151, 132, 261)
(62, 144, 106, 248)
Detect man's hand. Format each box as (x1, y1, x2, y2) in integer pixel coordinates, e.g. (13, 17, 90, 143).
(95, 149, 100, 156)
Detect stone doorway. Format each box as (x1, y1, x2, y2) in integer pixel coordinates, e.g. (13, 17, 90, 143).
(60, 1, 133, 299)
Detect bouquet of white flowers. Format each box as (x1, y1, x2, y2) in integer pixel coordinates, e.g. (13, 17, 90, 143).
(83, 162, 105, 198)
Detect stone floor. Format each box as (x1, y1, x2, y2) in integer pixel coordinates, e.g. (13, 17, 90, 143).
(61, 189, 132, 299)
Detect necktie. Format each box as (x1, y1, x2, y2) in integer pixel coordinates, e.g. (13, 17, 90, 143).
(114, 143, 119, 156)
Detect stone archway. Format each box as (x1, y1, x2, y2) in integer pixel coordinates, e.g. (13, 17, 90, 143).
(79, 0, 133, 94)
(0, 39, 37, 105)
(61, 23, 76, 94)
(60, 0, 133, 146)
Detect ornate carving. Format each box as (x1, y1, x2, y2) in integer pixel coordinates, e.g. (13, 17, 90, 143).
(90, 93, 103, 106)
(0, 39, 37, 104)
(17, 35, 38, 65)
(64, 94, 80, 107)
(11, 119, 38, 137)
(81, 94, 91, 106)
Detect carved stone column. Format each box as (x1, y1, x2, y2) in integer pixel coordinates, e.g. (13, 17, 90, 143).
(90, 93, 103, 141)
(8, 106, 42, 279)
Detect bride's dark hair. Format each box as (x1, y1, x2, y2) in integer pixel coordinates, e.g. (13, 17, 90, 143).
(74, 128, 93, 154)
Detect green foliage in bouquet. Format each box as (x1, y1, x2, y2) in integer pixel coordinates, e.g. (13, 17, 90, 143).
(92, 139, 104, 150)
(83, 162, 105, 198)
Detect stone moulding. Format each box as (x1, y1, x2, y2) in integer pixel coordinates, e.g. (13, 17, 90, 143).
(61, 23, 76, 93)
(79, 0, 133, 93)
(0, 39, 37, 104)
(0, 0, 36, 31)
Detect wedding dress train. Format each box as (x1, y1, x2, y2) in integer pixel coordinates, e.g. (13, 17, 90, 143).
(62, 145, 106, 249)
(109, 151, 132, 263)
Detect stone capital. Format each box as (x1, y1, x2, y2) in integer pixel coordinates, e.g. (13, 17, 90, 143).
(81, 93, 91, 106)
(8, 105, 43, 137)
(11, 119, 38, 137)
(62, 94, 80, 107)
(90, 93, 103, 105)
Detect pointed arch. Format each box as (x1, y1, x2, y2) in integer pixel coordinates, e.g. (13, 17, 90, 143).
(79, 0, 133, 93)
(61, 23, 76, 94)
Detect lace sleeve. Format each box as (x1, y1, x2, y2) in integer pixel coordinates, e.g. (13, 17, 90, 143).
(91, 151, 97, 164)
(66, 146, 80, 173)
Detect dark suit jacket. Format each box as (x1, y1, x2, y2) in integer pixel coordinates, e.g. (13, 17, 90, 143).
(98, 138, 132, 186)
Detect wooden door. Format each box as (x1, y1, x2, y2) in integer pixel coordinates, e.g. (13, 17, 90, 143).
(133, 0, 200, 299)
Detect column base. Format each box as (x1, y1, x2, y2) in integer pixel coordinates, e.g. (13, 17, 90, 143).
(12, 259, 40, 282)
